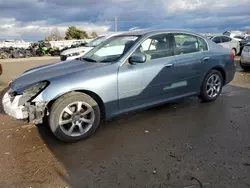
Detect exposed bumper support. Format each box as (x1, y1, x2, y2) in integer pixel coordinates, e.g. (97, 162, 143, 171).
(2, 89, 47, 124)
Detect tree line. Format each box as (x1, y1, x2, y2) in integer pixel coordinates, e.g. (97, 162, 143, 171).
(44, 26, 98, 41)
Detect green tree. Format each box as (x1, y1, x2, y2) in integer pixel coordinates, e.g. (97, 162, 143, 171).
(65, 26, 89, 40)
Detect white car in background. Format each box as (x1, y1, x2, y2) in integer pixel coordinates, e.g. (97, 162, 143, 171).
(223, 30, 246, 38)
(60, 33, 122, 61)
(208, 35, 240, 55)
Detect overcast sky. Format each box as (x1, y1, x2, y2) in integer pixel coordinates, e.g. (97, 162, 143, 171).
(0, 0, 250, 40)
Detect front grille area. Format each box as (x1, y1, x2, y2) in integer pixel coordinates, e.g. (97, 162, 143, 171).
(60, 55, 67, 61)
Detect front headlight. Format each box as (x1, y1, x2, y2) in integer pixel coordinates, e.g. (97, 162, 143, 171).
(23, 81, 49, 101)
(68, 52, 80, 57)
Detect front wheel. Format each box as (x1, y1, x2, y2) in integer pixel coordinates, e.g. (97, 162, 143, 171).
(199, 70, 223, 102)
(49, 92, 101, 142)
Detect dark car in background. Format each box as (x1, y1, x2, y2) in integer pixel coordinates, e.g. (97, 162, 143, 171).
(238, 36, 250, 53)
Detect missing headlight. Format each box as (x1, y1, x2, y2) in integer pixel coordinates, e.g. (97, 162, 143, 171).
(23, 81, 49, 102)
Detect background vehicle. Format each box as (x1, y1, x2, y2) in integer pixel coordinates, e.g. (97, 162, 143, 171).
(240, 43, 250, 71)
(3, 30, 236, 142)
(208, 35, 240, 55)
(223, 30, 246, 38)
(60, 33, 122, 61)
(238, 35, 250, 53)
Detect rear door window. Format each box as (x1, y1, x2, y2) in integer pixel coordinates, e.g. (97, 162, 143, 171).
(212, 37, 221, 44)
(172, 33, 200, 55)
(221, 36, 231, 43)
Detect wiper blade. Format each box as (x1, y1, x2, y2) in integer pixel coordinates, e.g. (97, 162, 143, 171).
(81, 57, 97, 62)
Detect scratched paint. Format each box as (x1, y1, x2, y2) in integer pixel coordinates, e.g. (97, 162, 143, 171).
(163, 81, 187, 90)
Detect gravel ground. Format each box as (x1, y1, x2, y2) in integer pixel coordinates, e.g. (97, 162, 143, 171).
(0, 58, 250, 188)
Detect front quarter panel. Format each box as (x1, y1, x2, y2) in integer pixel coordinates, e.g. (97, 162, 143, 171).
(33, 63, 119, 117)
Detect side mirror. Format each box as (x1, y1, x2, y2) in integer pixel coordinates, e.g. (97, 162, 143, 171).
(128, 54, 146, 65)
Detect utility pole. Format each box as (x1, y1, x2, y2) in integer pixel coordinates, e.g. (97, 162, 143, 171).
(115, 16, 118, 32)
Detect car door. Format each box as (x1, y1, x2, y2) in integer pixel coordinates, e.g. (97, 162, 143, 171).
(118, 33, 179, 110)
(171, 33, 207, 93)
(221, 36, 232, 49)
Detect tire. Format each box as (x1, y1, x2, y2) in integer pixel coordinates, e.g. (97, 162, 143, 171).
(199, 70, 223, 102)
(240, 60, 250, 71)
(49, 92, 101, 142)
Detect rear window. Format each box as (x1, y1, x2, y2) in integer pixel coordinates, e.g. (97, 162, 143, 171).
(234, 35, 245, 40)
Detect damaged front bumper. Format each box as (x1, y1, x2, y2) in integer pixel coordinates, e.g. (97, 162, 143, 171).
(2, 88, 47, 124)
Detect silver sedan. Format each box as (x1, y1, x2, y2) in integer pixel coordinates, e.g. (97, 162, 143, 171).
(3, 30, 236, 142)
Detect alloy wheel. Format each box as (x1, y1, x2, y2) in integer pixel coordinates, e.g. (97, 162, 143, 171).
(206, 74, 222, 98)
(59, 101, 95, 137)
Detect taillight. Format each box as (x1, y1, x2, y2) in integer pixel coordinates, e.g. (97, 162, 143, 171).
(230, 49, 235, 59)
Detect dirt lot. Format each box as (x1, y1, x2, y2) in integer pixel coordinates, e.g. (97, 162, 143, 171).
(0, 57, 59, 86)
(0, 57, 250, 188)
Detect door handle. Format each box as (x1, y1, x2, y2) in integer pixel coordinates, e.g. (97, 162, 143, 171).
(164, 64, 173, 68)
(203, 57, 210, 61)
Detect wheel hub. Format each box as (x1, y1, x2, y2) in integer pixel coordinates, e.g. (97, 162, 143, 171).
(59, 101, 95, 137)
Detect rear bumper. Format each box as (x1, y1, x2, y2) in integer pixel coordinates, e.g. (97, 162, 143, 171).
(2, 89, 28, 119)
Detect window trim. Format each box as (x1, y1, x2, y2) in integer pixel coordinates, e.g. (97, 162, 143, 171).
(120, 31, 210, 67)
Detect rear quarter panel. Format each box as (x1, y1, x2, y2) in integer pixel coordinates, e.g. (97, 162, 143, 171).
(201, 40, 236, 85)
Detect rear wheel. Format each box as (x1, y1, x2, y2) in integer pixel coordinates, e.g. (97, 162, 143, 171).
(49, 92, 101, 142)
(240, 60, 250, 71)
(199, 70, 223, 102)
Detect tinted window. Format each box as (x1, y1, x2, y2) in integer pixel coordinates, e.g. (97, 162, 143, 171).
(173, 33, 199, 55)
(234, 35, 245, 40)
(132, 34, 173, 61)
(221, 36, 231, 42)
(212, 37, 221, 44)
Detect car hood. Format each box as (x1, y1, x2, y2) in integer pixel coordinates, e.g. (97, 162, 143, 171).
(10, 60, 106, 92)
(61, 46, 93, 55)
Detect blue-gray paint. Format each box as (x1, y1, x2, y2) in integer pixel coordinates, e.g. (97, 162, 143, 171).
(9, 29, 236, 120)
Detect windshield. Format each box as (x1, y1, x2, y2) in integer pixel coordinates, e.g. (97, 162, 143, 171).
(85, 36, 106, 47)
(82, 35, 140, 63)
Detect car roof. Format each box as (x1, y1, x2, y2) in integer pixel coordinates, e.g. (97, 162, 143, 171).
(112, 29, 206, 38)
